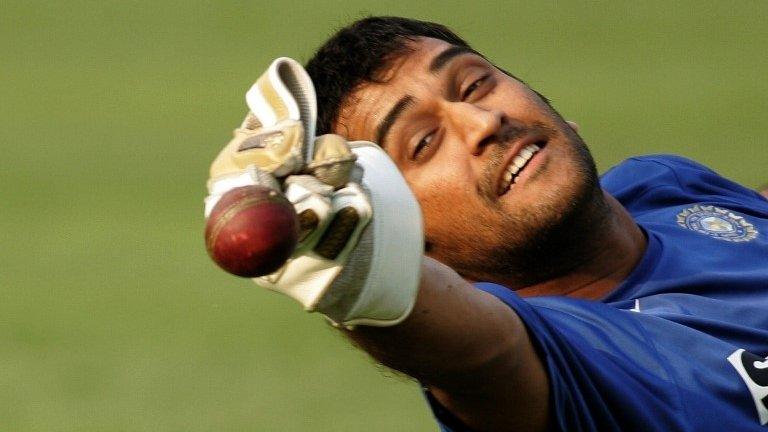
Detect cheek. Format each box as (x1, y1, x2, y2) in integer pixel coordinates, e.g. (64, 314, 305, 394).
(412, 171, 499, 249)
(410, 170, 473, 230)
(489, 82, 550, 123)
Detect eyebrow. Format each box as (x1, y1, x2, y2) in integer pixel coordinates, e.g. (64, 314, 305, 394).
(375, 95, 414, 148)
(429, 45, 480, 73)
(374, 45, 479, 148)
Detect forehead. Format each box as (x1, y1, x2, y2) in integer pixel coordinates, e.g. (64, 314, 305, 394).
(334, 37, 459, 142)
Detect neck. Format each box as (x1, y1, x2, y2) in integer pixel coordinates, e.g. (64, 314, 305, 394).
(515, 192, 646, 300)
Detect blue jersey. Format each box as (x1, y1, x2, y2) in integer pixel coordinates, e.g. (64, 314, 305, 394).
(427, 155, 768, 431)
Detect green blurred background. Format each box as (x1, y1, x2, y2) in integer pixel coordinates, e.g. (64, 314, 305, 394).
(2, 1, 767, 430)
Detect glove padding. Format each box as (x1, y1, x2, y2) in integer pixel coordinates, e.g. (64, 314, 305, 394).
(205, 58, 423, 328)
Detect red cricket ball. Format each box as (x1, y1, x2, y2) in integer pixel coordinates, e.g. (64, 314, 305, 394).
(205, 185, 299, 277)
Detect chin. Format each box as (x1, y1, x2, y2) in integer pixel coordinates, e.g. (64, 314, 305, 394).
(454, 139, 606, 287)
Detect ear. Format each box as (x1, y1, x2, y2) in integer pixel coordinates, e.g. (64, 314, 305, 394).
(566, 120, 580, 133)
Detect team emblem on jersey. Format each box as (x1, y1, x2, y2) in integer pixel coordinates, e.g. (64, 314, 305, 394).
(677, 205, 758, 242)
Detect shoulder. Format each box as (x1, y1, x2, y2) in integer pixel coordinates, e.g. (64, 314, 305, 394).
(600, 154, 712, 196)
(469, 283, 765, 431)
(600, 154, 768, 214)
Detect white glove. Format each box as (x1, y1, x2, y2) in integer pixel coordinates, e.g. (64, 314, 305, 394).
(205, 58, 423, 328)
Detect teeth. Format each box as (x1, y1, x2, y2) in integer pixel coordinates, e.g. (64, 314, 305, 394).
(513, 155, 526, 168)
(498, 143, 542, 194)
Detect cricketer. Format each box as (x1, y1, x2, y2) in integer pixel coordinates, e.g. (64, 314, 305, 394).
(205, 16, 768, 431)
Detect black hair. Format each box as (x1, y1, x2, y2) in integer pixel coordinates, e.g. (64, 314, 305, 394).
(305, 16, 471, 136)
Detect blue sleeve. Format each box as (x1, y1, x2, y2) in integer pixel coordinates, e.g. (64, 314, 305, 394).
(475, 283, 689, 432)
(425, 283, 763, 432)
(601, 155, 768, 218)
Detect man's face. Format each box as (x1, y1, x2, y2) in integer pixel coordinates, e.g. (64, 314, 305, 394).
(334, 37, 603, 287)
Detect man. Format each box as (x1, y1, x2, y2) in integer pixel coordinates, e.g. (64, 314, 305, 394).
(206, 17, 768, 431)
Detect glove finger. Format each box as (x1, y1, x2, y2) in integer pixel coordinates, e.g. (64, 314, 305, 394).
(308, 183, 373, 322)
(307, 134, 357, 189)
(245, 57, 317, 173)
(210, 57, 317, 182)
(283, 175, 335, 247)
(313, 183, 372, 260)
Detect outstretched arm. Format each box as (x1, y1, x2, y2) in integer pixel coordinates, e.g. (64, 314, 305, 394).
(205, 58, 549, 432)
(346, 257, 550, 432)
(760, 186, 768, 199)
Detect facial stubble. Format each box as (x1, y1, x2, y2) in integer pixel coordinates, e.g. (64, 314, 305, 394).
(431, 122, 610, 289)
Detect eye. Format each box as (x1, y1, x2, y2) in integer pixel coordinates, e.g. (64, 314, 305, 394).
(462, 75, 489, 100)
(412, 130, 436, 159)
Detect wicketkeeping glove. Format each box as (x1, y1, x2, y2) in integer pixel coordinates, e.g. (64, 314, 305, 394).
(205, 58, 423, 328)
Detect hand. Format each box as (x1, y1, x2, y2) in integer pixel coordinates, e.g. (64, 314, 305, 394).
(205, 58, 423, 328)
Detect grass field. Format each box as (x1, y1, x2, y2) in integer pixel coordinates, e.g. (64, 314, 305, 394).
(2, 1, 767, 430)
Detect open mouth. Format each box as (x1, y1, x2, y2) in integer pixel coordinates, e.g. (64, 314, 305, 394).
(497, 140, 547, 195)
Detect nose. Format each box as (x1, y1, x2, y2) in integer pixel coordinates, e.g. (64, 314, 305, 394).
(444, 102, 503, 156)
